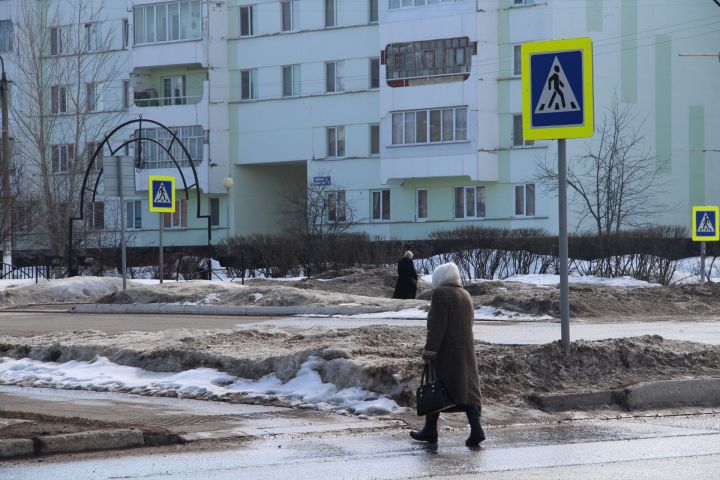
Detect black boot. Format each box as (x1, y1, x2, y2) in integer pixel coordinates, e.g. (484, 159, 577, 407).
(465, 404, 486, 447)
(410, 412, 439, 443)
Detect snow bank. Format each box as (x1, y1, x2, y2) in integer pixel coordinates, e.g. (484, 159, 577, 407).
(0, 356, 399, 416)
(505, 274, 659, 288)
(316, 306, 551, 321)
(0, 277, 126, 304)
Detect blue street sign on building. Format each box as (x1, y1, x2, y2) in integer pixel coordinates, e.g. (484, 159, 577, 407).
(313, 176, 331, 186)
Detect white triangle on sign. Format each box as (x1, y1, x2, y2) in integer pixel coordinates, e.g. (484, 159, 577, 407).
(534, 57, 581, 114)
(154, 183, 171, 204)
(698, 213, 715, 233)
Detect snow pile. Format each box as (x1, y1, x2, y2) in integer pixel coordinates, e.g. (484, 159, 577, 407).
(0, 356, 399, 416)
(333, 306, 551, 321)
(0, 277, 126, 304)
(504, 274, 659, 288)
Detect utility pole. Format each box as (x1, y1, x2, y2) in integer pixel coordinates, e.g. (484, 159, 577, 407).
(0, 56, 11, 273)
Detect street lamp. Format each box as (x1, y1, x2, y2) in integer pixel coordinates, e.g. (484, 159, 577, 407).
(222, 177, 234, 240)
(0, 55, 11, 274)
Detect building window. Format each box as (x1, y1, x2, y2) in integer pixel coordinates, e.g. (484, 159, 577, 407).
(385, 37, 474, 86)
(51, 144, 74, 174)
(210, 198, 220, 226)
(85, 142, 103, 172)
(514, 0, 535, 5)
(133, 1, 202, 45)
(369, 124, 380, 156)
(371, 189, 390, 221)
(122, 18, 129, 48)
(163, 76, 186, 105)
(513, 44, 522, 76)
(281, 0, 297, 32)
(369, 0, 378, 23)
(454, 186, 486, 219)
(12, 203, 33, 233)
(282, 65, 301, 97)
(51, 85, 68, 114)
(126, 200, 142, 229)
(164, 199, 188, 228)
(326, 126, 345, 158)
(135, 125, 204, 168)
(240, 5, 254, 36)
(123, 80, 130, 109)
(240, 69, 257, 100)
(369, 57, 380, 89)
(50, 26, 63, 55)
(416, 188, 428, 221)
(325, 0, 336, 27)
(327, 190, 346, 222)
(91, 202, 105, 229)
(0, 20, 13, 52)
(86, 83, 99, 112)
(85, 22, 100, 52)
(514, 183, 535, 216)
(325, 61, 344, 93)
(391, 107, 467, 145)
(512, 114, 534, 146)
(390, 0, 462, 8)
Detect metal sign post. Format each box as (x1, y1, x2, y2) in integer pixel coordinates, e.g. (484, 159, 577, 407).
(149, 176, 176, 284)
(522, 38, 594, 351)
(117, 156, 127, 291)
(159, 213, 164, 284)
(691, 205, 719, 283)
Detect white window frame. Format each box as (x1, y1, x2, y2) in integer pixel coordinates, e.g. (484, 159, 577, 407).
(325, 60, 344, 93)
(454, 185, 486, 219)
(512, 113, 534, 147)
(281, 0, 297, 32)
(85, 22, 101, 52)
(369, 57, 380, 90)
(0, 20, 13, 52)
(240, 69, 257, 100)
(326, 126, 345, 158)
(122, 18, 129, 48)
(369, 124, 380, 157)
(123, 80, 130, 109)
(513, 44, 522, 76)
(324, 0, 336, 27)
(133, 1, 202, 45)
(240, 5, 254, 37)
(163, 75, 186, 105)
(327, 190, 347, 223)
(513, 0, 535, 5)
(49, 26, 63, 55)
(126, 200, 142, 230)
(282, 64, 301, 97)
(51, 144, 74, 174)
(91, 201, 105, 230)
(514, 183, 536, 217)
(389, 0, 461, 9)
(368, 0, 378, 23)
(416, 188, 428, 221)
(51, 85, 68, 114)
(371, 189, 390, 221)
(86, 82, 100, 112)
(391, 106, 467, 145)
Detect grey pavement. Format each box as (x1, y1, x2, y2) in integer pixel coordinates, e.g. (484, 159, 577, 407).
(3, 309, 720, 344)
(3, 398, 720, 479)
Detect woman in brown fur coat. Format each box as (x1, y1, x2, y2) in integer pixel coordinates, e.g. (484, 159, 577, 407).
(410, 262, 485, 447)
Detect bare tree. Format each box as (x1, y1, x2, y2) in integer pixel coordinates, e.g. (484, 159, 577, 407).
(534, 95, 668, 237)
(11, 0, 125, 259)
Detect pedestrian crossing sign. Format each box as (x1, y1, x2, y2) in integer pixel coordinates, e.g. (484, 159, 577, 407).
(692, 206, 719, 241)
(148, 176, 176, 213)
(522, 38, 594, 140)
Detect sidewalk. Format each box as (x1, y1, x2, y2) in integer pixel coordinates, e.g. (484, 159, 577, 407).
(0, 385, 403, 460)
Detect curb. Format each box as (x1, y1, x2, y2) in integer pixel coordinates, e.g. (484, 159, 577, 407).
(530, 378, 720, 412)
(71, 303, 391, 316)
(0, 428, 182, 460)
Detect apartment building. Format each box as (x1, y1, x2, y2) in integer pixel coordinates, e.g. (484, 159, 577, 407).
(2, 0, 719, 257)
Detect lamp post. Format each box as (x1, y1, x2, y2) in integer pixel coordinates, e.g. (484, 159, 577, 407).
(0, 55, 11, 274)
(222, 177, 234, 241)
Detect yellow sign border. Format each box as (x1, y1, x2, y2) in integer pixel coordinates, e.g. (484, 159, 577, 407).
(148, 176, 176, 213)
(692, 206, 720, 242)
(522, 38, 594, 140)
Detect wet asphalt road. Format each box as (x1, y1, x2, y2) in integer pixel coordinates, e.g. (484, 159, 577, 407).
(2, 310, 720, 344)
(3, 413, 720, 479)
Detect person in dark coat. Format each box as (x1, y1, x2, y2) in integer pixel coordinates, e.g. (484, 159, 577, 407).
(410, 262, 485, 447)
(392, 251, 419, 299)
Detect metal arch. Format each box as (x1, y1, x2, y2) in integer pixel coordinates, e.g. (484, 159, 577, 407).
(69, 118, 212, 277)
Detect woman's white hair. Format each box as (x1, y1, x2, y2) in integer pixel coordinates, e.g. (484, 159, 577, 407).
(403, 250, 414, 259)
(432, 262, 462, 288)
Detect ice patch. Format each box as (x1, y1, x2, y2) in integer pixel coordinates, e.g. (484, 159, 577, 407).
(0, 356, 399, 416)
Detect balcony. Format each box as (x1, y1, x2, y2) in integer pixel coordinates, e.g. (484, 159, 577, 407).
(130, 80, 209, 128)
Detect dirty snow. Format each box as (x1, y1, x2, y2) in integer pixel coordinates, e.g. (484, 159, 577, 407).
(0, 355, 399, 416)
(504, 274, 660, 288)
(322, 306, 551, 321)
(0, 277, 126, 305)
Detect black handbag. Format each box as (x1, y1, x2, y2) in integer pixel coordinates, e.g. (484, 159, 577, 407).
(416, 363, 455, 416)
